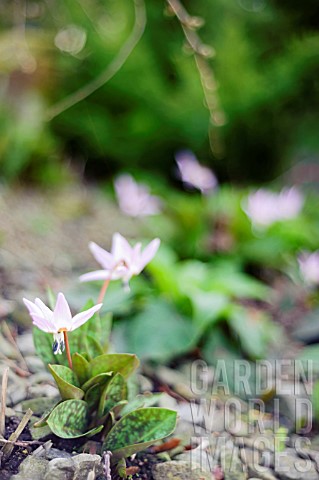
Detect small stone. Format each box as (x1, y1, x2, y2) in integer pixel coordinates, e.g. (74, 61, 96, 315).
(16, 333, 35, 355)
(73, 453, 103, 478)
(220, 440, 248, 480)
(20, 396, 57, 415)
(11, 456, 49, 480)
(247, 465, 278, 479)
(43, 453, 103, 480)
(152, 460, 213, 480)
(274, 453, 318, 480)
(175, 448, 217, 472)
(45, 448, 73, 460)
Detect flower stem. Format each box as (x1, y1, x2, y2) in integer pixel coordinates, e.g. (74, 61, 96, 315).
(63, 331, 73, 369)
(97, 279, 110, 304)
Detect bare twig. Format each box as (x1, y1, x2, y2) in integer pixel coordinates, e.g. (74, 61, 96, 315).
(0, 353, 30, 378)
(0, 437, 43, 447)
(45, 0, 147, 121)
(166, 0, 226, 157)
(102, 450, 112, 480)
(2, 321, 30, 373)
(1, 408, 33, 460)
(0, 368, 9, 437)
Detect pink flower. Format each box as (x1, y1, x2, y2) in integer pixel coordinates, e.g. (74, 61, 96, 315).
(23, 293, 102, 354)
(175, 150, 217, 194)
(114, 174, 162, 217)
(80, 233, 160, 288)
(244, 187, 303, 227)
(298, 251, 319, 286)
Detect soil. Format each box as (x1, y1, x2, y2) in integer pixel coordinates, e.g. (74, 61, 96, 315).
(0, 417, 35, 479)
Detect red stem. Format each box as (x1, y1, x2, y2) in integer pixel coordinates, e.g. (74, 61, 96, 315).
(97, 279, 110, 304)
(63, 331, 73, 369)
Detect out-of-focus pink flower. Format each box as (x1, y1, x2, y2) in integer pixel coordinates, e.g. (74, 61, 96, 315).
(23, 293, 102, 354)
(175, 150, 217, 194)
(80, 232, 160, 289)
(114, 174, 162, 217)
(298, 251, 319, 286)
(244, 187, 304, 227)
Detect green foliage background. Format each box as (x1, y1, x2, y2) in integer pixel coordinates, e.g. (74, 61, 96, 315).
(0, 0, 318, 183)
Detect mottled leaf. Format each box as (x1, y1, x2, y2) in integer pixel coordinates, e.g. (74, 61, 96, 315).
(99, 373, 128, 417)
(47, 399, 103, 438)
(90, 354, 139, 379)
(84, 383, 101, 410)
(48, 364, 84, 400)
(103, 407, 177, 461)
(121, 393, 163, 416)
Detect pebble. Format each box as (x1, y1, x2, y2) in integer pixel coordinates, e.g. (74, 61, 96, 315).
(152, 460, 213, 480)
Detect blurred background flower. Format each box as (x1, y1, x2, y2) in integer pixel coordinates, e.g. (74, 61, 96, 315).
(114, 174, 162, 217)
(298, 251, 319, 286)
(243, 187, 303, 228)
(175, 150, 218, 194)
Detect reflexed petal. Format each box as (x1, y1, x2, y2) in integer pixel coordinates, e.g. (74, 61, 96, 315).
(53, 293, 72, 329)
(111, 232, 131, 261)
(132, 242, 142, 265)
(30, 314, 54, 333)
(89, 242, 114, 269)
(138, 238, 160, 272)
(23, 298, 43, 317)
(70, 303, 103, 330)
(35, 298, 54, 321)
(79, 270, 113, 282)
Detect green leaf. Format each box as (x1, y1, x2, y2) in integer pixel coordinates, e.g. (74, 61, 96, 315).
(102, 407, 177, 461)
(33, 402, 60, 428)
(47, 399, 103, 438)
(118, 300, 195, 362)
(121, 393, 162, 416)
(189, 290, 229, 337)
(33, 328, 56, 366)
(82, 373, 113, 392)
(313, 381, 319, 420)
(99, 373, 128, 417)
(90, 354, 139, 379)
(46, 287, 56, 310)
(48, 364, 84, 400)
(85, 334, 104, 358)
(228, 305, 280, 359)
(84, 384, 102, 410)
(72, 353, 90, 386)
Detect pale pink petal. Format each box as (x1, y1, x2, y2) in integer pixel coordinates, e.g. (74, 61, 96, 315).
(30, 314, 54, 333)
(23, 298, 42, 317)
(111, 233, 132, 262)
(24, 298, 55, 332)
(138, 238, 160, 272)
(35, 298, 54, 321)
(89, 242, 114, 269)
(53, 293, 72, 329)
(70, 303, 103, 330)
(79, 270, 114, 282)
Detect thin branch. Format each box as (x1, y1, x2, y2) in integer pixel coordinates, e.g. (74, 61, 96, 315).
(166, 0, 226, 157)
(0, 368, 9, 437)
(0, 437, 44, 447)
(45, 0, 147, 121)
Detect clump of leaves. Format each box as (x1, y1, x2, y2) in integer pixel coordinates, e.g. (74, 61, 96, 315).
(34, 326, 176, 477)
(24, 234, 177, 478)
